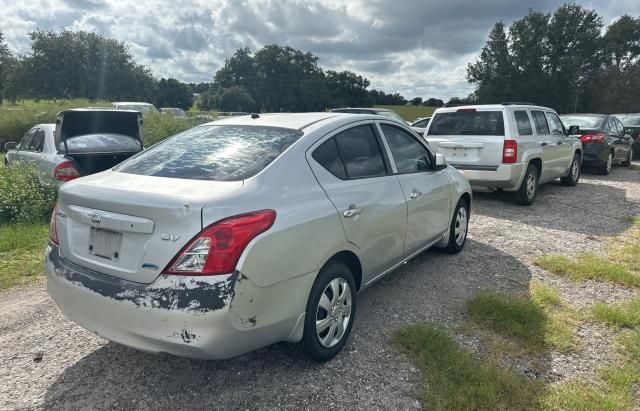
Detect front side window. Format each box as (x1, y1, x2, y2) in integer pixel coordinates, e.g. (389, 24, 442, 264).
(116, 125, 303, 181)
(546, 113, 565, 135)
(532, 111, 550, 135)
(381, 124, 432, 173)
(514, 111, 533, 136)
(333, 125, 387, 179)
(427, 111, 504, 136)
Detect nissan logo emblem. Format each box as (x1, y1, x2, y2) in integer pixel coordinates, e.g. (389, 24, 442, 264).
(91, 213, 102, 227)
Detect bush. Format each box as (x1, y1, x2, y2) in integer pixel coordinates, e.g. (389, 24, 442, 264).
(0, 163, 56, 223)
(143, 113, 208, 146)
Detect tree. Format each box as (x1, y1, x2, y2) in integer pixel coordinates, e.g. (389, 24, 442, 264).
(424, 98, 444, 107)
(217, 86, 256, 112)
(155, 78, 193, 110)
(325, 70, 372, 107)
(0, 31, 12, 103)
(410, 97, 423, 106)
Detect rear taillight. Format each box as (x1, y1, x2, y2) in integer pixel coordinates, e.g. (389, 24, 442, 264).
(580, 133, 607, 143)
(502, 139, 518, 163)
(164, 210, 276, 276)
(49, 206, 59, 245)
(53, 161, 81, 181)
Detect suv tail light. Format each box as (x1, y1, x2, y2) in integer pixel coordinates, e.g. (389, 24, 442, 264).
(49, 206, 59, 245)
(580, 133, 606, 143)
(502, 139, 518, 163)
(54, 161, 81, 181)
(164, 210, 276, 276)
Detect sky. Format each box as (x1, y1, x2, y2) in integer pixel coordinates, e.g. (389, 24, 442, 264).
(1, 0, 640, 100)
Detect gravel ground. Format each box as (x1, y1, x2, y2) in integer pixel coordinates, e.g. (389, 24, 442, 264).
(1, 166, 639, 410)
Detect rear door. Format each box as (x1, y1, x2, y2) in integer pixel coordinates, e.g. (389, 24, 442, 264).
(307, 122, 407, 281)
(610, 117, 631, 161)
(425, 108, 506, 168)
(378, 122, 450, 256)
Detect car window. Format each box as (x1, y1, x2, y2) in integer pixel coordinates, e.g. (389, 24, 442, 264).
(514, 111, 533, 135)
(546, 113, 565, 135)
(333, 125, 387, 179)
(412, 118, 430, 128)
(19, 129, 36, 150)
(427, 111, 504, 136)
(65, 134, 142, 153)
(116, 125, 303, 181)
(381, 124, 432, 173)
(616, 118, 626, 134)
(560, 115, 603, 129)
(30, 129, 45, 152)
(609, 118, 622, 135)
(532, 111, 550, 135)
(616, 115, 640, 127)
(312, 138, 347, 179)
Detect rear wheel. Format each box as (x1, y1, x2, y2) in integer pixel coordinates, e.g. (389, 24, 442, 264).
(514, 163, 539, 206)
(598, 151, 613, 175)
(293, 261, 356, 362)
(560, 153, 581, 186)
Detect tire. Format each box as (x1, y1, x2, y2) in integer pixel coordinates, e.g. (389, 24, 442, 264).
(293, 261, 356, 362)
(560, 153, 581, 186)
(621, 148, 633, 167)
(598, 151, 613, 175)
(514, 163, 539, 206)
(443, 198, 469, 254)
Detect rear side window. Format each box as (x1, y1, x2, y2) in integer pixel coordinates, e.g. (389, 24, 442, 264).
(19, 129, 36, 150)
(514, 111, 533, 136)
(312, 138, 347, 179)
(116, 125, 303, 181)
(334, 125, 387, 179)
(427, 111, 504, 136)
(532, 111, 550, 135)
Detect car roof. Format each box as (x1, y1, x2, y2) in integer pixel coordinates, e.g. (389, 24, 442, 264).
(435, 104, 554, 113)
(332, 107, 392, 112)
(112, 102, 154, 106)
(203, 112, 362, 130)
(59, 108, 140, 114)
(560, 113, 607, 118)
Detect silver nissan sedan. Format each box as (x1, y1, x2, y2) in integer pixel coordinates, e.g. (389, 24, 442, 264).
(46, 112, 471, 362)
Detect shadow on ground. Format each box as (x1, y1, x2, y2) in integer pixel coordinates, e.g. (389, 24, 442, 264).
(42, 240, 540, 410)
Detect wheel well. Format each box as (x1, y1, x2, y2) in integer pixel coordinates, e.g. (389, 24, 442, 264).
(529, 158, 542, 175)
(460, 192, 471, 214)
(575, 149, 582, 160)
(326, 251, 362, 291)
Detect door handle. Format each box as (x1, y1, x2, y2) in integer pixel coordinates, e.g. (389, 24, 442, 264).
(343, 206, 363, 218)
(409, 190, 423, 199)
(541, 142, 548, 146)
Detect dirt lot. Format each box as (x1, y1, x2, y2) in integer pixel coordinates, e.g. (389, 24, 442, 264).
(1, 167, 639, 410)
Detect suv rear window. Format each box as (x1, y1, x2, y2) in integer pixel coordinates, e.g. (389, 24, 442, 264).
(115, 125, 303, 181)
(427, 111, 504, 136)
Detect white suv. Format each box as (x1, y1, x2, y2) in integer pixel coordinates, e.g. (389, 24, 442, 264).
(424, 104, 583, 205)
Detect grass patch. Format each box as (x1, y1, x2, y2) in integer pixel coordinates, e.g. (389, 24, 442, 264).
(592, 299, 640, 328)
(0, 223, 49, 290)
(374, 105, 436, 121)
(392, 324, 544, 410)
(0, 163, 56, 224)
(535, 253, 640, 287)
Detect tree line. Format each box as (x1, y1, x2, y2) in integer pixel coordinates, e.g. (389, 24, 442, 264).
(468, 4, 640, 113)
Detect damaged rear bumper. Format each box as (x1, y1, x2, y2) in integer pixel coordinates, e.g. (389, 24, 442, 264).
(45, 244, 302, 359)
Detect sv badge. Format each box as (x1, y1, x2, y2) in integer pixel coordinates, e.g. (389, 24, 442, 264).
(161, 234, 181, 242)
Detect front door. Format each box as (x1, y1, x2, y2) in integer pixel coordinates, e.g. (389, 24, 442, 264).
(307, 122, 408, 282)
(545, 112, 573, 175)
(378, 122, 451, 256)
(532, 110, 562, 182)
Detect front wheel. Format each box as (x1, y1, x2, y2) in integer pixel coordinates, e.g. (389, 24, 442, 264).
(560, 153, 581, 186)
(293, 261, 356, 362)
(514, 163, 539, 206)
(442, 198, 469, 254)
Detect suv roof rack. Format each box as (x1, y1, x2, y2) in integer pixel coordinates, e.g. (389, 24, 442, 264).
(501, 102, 536, 106)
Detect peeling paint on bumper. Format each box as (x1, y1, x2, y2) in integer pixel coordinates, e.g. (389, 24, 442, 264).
(45, 244, 302, 359)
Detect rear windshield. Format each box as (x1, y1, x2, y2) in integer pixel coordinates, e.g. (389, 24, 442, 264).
(115, 125, 303, 181)
(427, 111, 504, 136)
(615, 115, 640, 127)
(559, 115, 603, 129)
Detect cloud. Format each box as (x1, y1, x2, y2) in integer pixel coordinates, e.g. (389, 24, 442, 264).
(1, 0, 639, 99)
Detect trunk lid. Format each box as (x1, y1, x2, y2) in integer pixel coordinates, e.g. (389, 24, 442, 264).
(56, 171, 243, 283)
(425, 110, 507, 167)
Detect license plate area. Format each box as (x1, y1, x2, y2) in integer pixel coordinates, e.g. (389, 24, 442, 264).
(89, 227, 123, 260)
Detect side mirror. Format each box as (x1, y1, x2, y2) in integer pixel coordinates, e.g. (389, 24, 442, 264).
(434, 152, 447, 170)
(4, 142, 17, 151)
(568, 125, 580, 135)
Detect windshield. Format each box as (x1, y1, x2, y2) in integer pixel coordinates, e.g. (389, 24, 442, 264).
(115, 125, 303, 181)
(376, 111, 406, 123)
(427, 111, 504, 136)
(559, 115, 603, 129)
(614, 115, 640, 127)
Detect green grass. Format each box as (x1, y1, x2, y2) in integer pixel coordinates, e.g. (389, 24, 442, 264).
(392, 324, 544, 410)
(535, 253, 640, 287)
(0, 223, 49, 290)
(592, 298, 640, 328)
(374, 105, 436, 122)
(465, 283, 578, 352)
